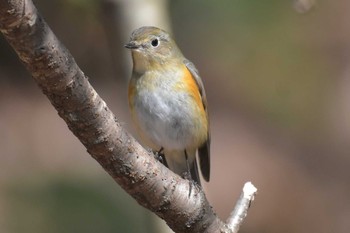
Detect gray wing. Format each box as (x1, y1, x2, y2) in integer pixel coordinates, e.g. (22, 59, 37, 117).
(184, 59, 210, 182)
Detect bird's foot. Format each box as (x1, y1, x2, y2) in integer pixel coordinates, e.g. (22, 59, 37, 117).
(153, 147, 168, 167)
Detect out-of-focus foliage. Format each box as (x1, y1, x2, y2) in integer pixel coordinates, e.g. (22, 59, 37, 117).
(171, 0, 333, 141)
(4, 177, 150, 233)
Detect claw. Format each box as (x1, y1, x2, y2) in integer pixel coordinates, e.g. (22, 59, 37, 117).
(153, 147, 168, 167)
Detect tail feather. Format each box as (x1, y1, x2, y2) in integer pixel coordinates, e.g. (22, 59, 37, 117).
(198, 141, 210, 182)
(164, 150, 201, 186)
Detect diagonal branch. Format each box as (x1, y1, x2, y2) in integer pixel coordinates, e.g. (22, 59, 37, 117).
(0, 0, 257, 232)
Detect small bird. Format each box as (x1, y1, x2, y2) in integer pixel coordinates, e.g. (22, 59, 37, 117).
(125, 26, 210, 186)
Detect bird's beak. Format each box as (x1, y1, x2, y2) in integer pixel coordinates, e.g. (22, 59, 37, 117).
(124, 41, 140, 49)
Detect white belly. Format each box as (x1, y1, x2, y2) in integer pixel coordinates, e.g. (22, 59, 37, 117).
(133, 86, 200, 150)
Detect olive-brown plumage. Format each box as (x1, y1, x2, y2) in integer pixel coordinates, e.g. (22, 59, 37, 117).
(126, 26, 210, 185)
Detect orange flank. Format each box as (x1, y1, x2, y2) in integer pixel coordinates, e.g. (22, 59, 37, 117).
(181, 65, 206, 114)
(174, 65, 208, 142)
(128, 79, 136, 110)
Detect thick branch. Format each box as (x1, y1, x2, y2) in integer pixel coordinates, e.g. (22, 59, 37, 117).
(0, 1, 256, 232)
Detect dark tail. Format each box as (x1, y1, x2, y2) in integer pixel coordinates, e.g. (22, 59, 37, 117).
(163, 150, 202, 186)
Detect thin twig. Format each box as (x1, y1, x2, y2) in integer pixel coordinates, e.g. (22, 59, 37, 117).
(226, 182, 258, 233)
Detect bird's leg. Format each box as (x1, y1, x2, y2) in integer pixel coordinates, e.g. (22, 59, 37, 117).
(183, 150, 193, 180)
(158, 147, 164, 155)
(184, 150, 194, 197)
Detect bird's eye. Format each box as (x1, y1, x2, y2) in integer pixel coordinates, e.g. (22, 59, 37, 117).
(151, 38, 159, 47)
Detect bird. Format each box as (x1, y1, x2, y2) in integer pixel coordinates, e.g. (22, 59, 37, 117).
(125, 26, 210, 186)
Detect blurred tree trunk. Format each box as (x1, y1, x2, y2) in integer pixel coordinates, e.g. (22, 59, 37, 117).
(99, 0, 171, 82)
(99, 1, 173, 232)
(326, 1, 350, 158)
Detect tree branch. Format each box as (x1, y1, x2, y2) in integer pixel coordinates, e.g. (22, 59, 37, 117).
(0, 0, 257, 232)
(227, 182, 257, 233)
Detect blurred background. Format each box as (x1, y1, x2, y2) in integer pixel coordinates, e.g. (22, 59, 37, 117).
(1, 0, 349, 232)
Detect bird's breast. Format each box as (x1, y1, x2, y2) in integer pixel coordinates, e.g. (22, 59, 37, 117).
(128, 66, 207, 150)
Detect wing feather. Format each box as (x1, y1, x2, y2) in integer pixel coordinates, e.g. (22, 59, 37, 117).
(184, 59, 210, 182)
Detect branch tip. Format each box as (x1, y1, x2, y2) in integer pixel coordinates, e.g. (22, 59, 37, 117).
(243, 181, 257, 199)
(226, 182, 257, 233)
